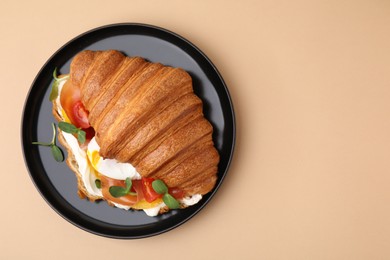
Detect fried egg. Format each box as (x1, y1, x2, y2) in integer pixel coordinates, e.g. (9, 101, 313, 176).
(87, 137, 141, 180)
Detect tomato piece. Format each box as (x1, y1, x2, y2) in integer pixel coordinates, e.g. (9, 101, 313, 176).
(60, 80, 80, 112)
(168, 187, 186, 200)
(60, 80, 90, 129)
(100, 175, 137, 206)
(84, 127, 95, 141)
(142, 177, 163, 203)
(72, 101, 90, 129)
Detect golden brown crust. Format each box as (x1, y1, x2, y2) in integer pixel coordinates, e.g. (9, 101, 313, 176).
(96, 62, 166, 145)
(80, 50, 126, 110)
(114, 93, 203, 162)
(88, 57, 148, 127)
(70, 50, 100, 87)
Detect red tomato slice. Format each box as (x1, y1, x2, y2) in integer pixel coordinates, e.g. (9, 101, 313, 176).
(100, 175, 138, 206)
(168, 187, 186, 200)
(142, 177, 163, 203)
(72, 101, 90, 129)
(60, 80, 90, 129)
(84, 127, 95, 141)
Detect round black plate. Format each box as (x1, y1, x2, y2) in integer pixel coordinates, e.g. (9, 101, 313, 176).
(21, 23, 235, 239)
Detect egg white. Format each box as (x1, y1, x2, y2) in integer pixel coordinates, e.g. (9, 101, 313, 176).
(87, 137, 141, 180)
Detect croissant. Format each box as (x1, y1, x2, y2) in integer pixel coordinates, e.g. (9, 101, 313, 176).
(67, 50, 219, 196)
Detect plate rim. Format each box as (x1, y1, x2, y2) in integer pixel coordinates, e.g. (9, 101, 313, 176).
(21, 23, 236, 239)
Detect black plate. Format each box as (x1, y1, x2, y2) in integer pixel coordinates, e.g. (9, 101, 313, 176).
(21, 23, 235, 239)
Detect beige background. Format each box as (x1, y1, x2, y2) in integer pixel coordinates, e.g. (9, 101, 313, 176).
(1, 0, 389, 259)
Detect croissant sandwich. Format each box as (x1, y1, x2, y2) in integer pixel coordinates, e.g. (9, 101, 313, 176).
(51, 50, 220, 216)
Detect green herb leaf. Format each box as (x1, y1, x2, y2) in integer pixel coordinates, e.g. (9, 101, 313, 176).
(51, 123, 57, 144)
(51, 145, 64, 162)
(53, 67, 59, 80)
(49, 68, 59, 101)
(58, 121, 78, 134)
(109, 186, 128, 198)
(95, 179, 101, 189)
(124, 177, 132, 192)
(163, 193, 180, 209)
(49, 68, 69, 101)
(152, 179, 168, 194)
(32, 123, 64, 163)
(49, 81, 59, 101)
(58, 122, 86, 144)
(32, 141, 52, 147)
(109, 178, 133, 198)
(77, 129, 86, 144)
